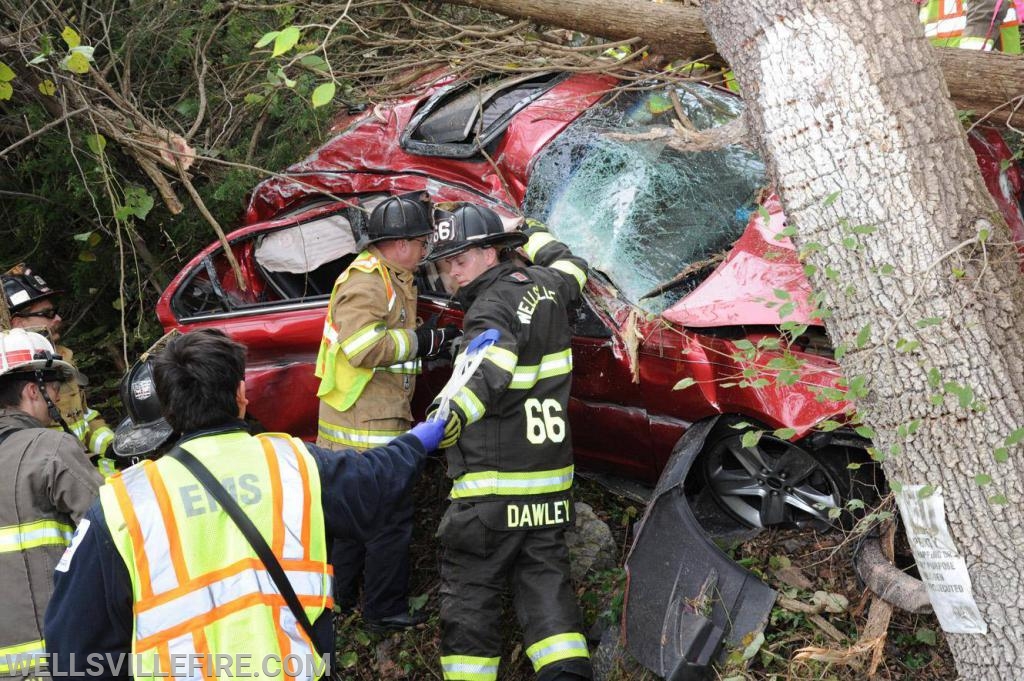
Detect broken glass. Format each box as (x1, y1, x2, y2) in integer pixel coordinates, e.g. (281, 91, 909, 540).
(523, 83, 766, 313)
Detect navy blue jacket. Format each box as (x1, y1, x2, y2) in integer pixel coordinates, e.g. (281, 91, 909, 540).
(44, 423, 428, 677)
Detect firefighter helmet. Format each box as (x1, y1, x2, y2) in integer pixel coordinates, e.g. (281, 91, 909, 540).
(2, 263, 61, 313)
(112, 358, 175, 459)
(0, 328, 76, 382)
(426, 203, 526, 261)
(363, 192, 433, 245)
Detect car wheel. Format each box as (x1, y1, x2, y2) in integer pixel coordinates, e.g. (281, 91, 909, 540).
(701, 425, 871, 530)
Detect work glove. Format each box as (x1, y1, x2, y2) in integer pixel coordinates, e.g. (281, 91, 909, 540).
(520, 217, 548, 234)
(426, 404, 464, 450)
(408, 419, 445, 452)
(415, 324, 462, 359)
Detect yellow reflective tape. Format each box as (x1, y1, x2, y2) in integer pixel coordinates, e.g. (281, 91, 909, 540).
(550, 260, 587, 291)
(483, 345, 517, 374)
(440, 655, 500, 681)
(452, 387, 486, 425)
(524, 231, 556, 262)
(450, 465, 574, 499)
(388, 329, 411, 361)
(526, 632, 590, 671)
(509, 350, 572, 390)
(317, 420, 405, 448)
(0, 519, 74, 553)
(341, 322, 386, 358)
(376, 358, 422, 375)
(0, 639, 46, 674)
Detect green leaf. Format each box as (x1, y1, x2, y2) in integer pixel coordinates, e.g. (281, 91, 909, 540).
(1005, 427, 1024, 446)
(890, 480, 903, 493)
(337, 651, 358, 668)
(244, 92, 266, 106)
(38, 79, 56, 96)
(740, 631, 765, 661)
(111, 297, 123, 311)
(64, 51, 90, 73)
(61, 26, 81, 49)
(854, 425, 875, 439)
(757, 205, 770, 223)
(915, 316, 943, 328)
(822, 190, 841, 206)
(773, 427, 796, 440)
(855, 324, 871, 348)
(85, 133, 106, 155)
(254, 30, 280, 49)
(73, 231, 93, 242)
(974, 474, 992, 486)
(123, 186, 154, 219)
(917, 484, 936, 499)
(0, 62, 14, 81)
(729, 421, 752, 430)
(989, 493, 1009, 505)
(78, 251, 97, 262)
(915, 628, 937, 646)
(272, 26, 301, 57)
(311, 81, 336, 108)
(672, 377, 696, 391)
(993, 447, 1009, 463)
(409, 593, 429, 612)
(773, 288, 791, 300)
(299, 54, 328, 70)
(817, 420, 842, 432)
(0, 81, 11, 101)
(646, 93, 673, 114)
(741, 430, 762, 449)
(842, 235, 858, 249)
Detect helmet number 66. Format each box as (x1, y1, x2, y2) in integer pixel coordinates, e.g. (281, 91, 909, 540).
(524, 398, 565, 444)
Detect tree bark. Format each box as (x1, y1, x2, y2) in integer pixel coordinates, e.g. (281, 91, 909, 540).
(701, 0, 1024, 677)
(449, 0, 1024, 122)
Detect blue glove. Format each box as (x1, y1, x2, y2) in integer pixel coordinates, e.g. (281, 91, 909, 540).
(408, 419, 445, 452)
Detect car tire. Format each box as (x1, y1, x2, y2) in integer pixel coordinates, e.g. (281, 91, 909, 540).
(699, 420, 878, 530)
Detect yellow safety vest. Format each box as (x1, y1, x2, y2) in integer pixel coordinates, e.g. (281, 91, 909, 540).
(919, 0, 1022, 52)
(314, 251, 399, 412)
(99, 431, 331, 680)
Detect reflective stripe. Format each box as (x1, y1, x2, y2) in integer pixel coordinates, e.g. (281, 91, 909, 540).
(66, 416, 89, 439)
(0, 639, 46, 674)
(923, 15, 966, 36)
(526, 632, 590, 671)
(450, 465, 574, 499)
(958, 35, 994, 49)
(0, 519, 74, 553)
(440, 655, 500, 681)
(452, 387, 486, 425)
(136, 565, 329, 642)
(322, 321, 339, 344)
(90, 426, 115, 456)
(341, 322, 386, 358)
(509, 350, 572, 390)
(523, 231, 556, 261)
(317, 419, 404, 448)
(550, 260, 587, 291)
(483, 346, 517, 375)
(83, 407, 100, 423)
(119, 465, 180, 594)
(264, 436, 305, 560)
(388, 329, 411, 362)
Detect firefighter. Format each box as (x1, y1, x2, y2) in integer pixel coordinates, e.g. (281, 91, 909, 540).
(425, 204, 593, 681)
(2, 264, 117, 475)
(44, 329, 445, 674)
(0, 329, 101, 677)
(110, 355, 178, 466)
(314, 193, 459, 631)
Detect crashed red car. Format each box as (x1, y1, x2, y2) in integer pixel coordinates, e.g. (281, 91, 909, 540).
(157, 69, 1024, 526)
(156, 70, 1024, 676)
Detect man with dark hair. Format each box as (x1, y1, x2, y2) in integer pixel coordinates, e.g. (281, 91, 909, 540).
(0, 329, 101, 677)
(425, 205, 593, 681)
(45, 329, 444, 676)
(315, 193, 458, 631)
(3, 263, 117, 474)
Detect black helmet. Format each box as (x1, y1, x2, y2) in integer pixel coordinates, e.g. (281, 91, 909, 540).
(112, 358, 175, 460)
(2, 263, 60, 313)
(426, 203, 526, 262)
(363, 192, 433, 246)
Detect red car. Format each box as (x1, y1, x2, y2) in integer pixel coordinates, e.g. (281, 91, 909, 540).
(157, 71, 1024, 533)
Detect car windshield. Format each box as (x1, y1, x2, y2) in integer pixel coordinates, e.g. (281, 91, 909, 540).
(523, 83, 767, 312)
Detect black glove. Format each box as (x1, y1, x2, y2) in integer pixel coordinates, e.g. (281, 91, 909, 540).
(415, 324, 462, 359)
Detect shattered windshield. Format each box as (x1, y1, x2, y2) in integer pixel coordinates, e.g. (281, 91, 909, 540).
(523, 83, 766, 312)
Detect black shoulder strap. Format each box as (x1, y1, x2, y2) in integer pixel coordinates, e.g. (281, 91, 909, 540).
(167, 444, 320, 655)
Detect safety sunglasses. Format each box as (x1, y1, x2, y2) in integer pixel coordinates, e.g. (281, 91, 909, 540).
(14, 307, 59, 319)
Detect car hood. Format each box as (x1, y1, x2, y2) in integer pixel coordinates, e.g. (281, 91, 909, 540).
(662, 193, 818, 328)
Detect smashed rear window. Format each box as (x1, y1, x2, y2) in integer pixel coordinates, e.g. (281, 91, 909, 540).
(522, 83, 766, 312)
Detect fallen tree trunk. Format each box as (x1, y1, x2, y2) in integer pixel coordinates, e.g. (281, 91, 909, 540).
(450, 0, 1024, 123)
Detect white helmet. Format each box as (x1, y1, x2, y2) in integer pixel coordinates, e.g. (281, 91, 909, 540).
(0, 329, 77, 381)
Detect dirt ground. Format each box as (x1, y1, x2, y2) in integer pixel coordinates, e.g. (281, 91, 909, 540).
(331, 460, 955, 680)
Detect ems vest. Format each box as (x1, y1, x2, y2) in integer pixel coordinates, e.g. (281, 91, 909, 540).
(315, 251, 407, 412)
(919, 0, 1022, 52)
(99, 431, 331, 680)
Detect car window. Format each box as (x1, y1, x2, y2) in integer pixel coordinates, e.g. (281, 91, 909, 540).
(522, 83, 767, 313)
